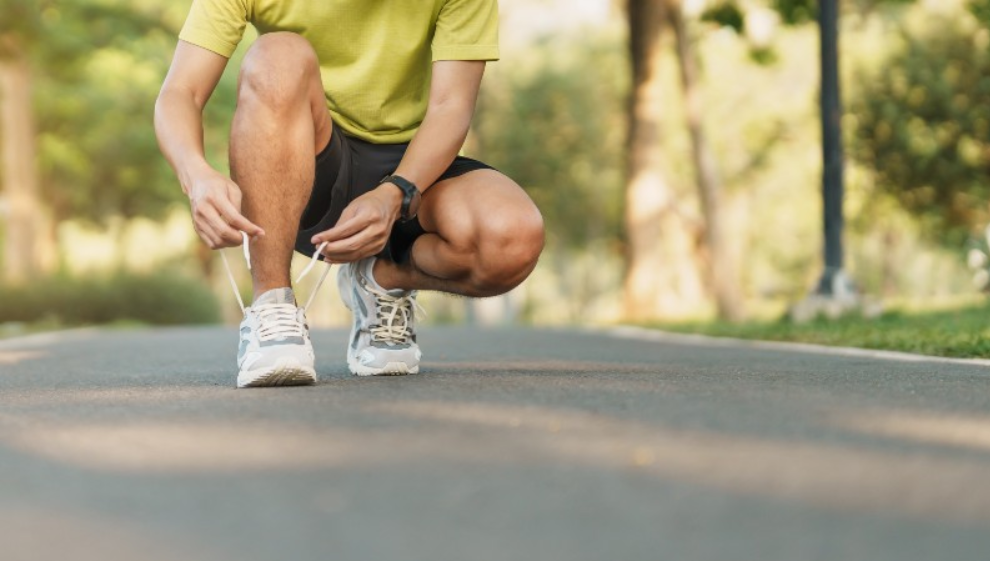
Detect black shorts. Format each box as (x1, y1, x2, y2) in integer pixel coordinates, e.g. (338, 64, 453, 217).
(295, 123, 493, 263)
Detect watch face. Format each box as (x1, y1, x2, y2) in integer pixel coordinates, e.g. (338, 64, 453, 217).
(384, 175, 422, 220)
(406, 191, 422, 219)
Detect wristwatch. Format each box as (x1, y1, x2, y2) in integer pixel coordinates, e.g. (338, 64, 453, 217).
(380, 174, 422, 221)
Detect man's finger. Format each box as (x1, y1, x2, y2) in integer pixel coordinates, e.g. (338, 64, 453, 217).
(320, 223, 386, 255)
(312, 210, 371, 244)
(321, 238, 374, 259)
(323, 243, 385, 263)
(200, 205, 245, 246)
(322, 247, 376, 263)
(322, 236, 387, 262)
(214, 197, 265, 238)
(195, 220, 224, 249)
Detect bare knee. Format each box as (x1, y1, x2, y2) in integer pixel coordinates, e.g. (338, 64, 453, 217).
(471, 207, 545, 296)
(238, 32, 319, 111)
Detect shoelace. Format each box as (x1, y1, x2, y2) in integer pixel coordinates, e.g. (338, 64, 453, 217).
(362, 281, 425, 345)
(252, 302, 306, 340)
(220, 232, 331, 328)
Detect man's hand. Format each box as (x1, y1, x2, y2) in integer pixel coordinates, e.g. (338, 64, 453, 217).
(311, 184, 403, 262)
(187, 170, 265, 249)
(155, 42, 262, 250)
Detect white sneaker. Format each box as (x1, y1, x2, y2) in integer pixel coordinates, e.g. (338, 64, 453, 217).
(221, 233, 333, 388)
(236, 288, 317, 388)
(338, 257, 422, 376)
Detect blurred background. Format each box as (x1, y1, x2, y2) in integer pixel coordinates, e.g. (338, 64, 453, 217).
(2, 0, 990, 335)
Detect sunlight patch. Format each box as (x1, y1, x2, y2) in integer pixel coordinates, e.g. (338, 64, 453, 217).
(0, 350, 42, 366)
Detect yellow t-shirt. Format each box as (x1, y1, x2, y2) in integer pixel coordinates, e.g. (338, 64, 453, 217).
(179, 0, 500, 144)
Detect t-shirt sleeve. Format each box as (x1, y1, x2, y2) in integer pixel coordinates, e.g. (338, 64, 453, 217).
(432, 0, 500, 62)
(178, 0, 251, 58)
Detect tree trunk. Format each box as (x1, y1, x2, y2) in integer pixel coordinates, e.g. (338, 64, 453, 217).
(668, 4, 744, 321)
(0, 51, 53, 283)
(624, 0, 708, 321)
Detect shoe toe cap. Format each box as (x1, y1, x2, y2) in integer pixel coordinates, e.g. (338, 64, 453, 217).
(357, 346, 420, 368)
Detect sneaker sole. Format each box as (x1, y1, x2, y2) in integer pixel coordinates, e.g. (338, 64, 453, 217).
(347, 356, 419, 377)
(340, 263, 420, 377)
(237, 358, 317, 388)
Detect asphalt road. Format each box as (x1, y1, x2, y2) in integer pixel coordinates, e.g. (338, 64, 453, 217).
(2, 325, 990, 561)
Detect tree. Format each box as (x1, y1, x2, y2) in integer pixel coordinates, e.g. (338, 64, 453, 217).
(475, 38, 626, 253)
(624, 0, 709, 321)
(30, 1, 181, 226)
(0, 0, 52, 283)
(849, 6, 990, 246)
(0, 0, 207, 280)
(472, 34, 628, 320)
(697, 0, 917, 305)
(668, 1, 744, 320)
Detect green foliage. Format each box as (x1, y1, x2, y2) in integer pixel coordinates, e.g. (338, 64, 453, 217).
(0, 270, 220, 325)
(476, 35, 627, 250)
(848, 19, 990, 246)
(0, 0, 41, 44)
(2, 0, 232, 228)
(773, 0, 817, 24)
(699, 0, 916, 68)
(28, 0, 189, 225)
(32, 1, 165, 67)
(701, 3, 745, 32)
(701, 0, 919, 31)
(970, 0, 990, 23)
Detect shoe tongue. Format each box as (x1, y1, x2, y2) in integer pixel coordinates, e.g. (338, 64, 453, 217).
(254, 287, 296, 306)
(360, 258, 407, 297)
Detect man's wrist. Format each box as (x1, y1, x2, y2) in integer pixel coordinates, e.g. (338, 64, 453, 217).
(379, 175, 422, 220)
(377, 181, 404, 208)
(179, 160, 215, 196)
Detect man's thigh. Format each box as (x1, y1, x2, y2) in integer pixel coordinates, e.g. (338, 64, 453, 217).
(417, 169, 540, 241)
(410, 168, 544, 292)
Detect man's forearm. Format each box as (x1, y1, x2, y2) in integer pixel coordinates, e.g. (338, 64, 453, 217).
(391, 100, 474, 192)
(311, 101, 475, 261)
(154, 89, 214, 194)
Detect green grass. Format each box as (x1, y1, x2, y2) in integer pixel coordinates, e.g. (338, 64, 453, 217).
(654, 302, 990, 359)
(0, 270, 220, 326)
(0, 319, 63, 341)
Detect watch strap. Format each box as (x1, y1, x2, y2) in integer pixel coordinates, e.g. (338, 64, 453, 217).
(380, 174, 419, 220)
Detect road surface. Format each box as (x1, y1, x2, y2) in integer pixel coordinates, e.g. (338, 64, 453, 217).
(2, 326, 990, 561)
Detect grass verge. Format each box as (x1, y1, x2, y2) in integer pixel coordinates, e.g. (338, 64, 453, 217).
(0, 319, 64, 341)
(0, 270, 220, 326)
(653, 302, 990, 359)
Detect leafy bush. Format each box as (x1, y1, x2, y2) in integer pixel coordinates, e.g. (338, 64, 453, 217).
(476, 34, 627, 250)
(849, 15, 990, 246)
(0, 270, 220, 325)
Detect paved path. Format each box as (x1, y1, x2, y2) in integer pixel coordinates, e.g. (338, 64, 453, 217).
(2, 326, 990, 561)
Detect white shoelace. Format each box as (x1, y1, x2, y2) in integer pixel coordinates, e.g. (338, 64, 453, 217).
(220, 232, 331, 319)
(363, 281, 425, 345)
(252, 302, 306, 340)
